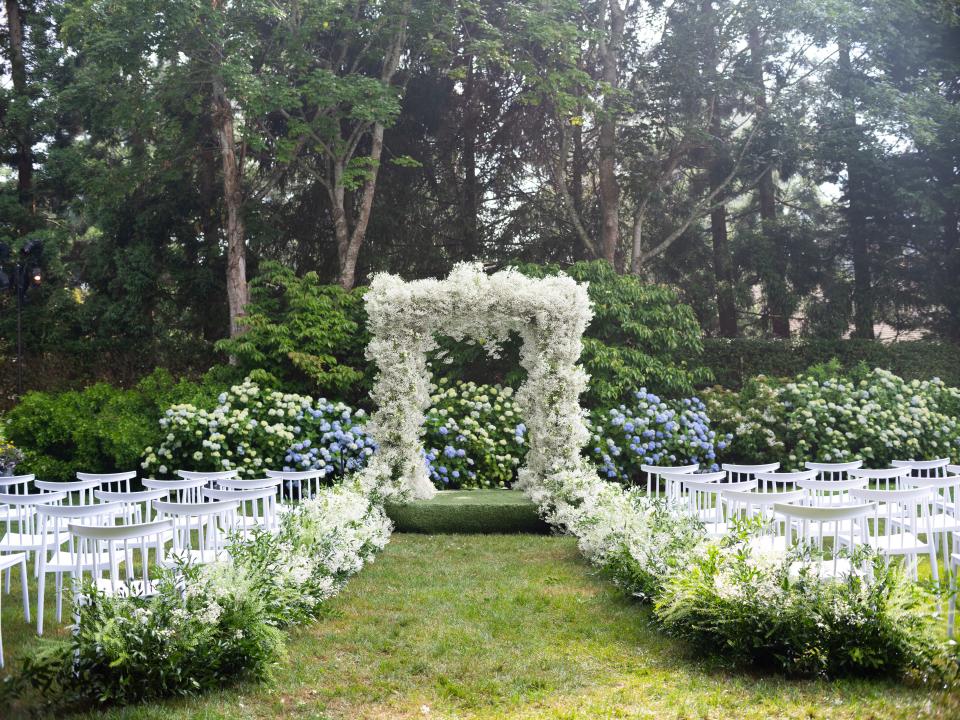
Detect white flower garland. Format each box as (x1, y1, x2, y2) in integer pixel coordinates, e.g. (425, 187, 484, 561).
(358, 262, 608, 509)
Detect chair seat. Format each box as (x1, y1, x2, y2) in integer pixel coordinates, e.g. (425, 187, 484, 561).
(866, 532, 929, 555)
(0, 533, 63, 551)
(41, 550, 116, 572)
(0, 552, 27, 572)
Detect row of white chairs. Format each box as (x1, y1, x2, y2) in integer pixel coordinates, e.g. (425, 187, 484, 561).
(0, 468, 329, 664)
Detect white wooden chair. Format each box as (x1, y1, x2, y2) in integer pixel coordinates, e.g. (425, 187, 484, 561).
(77, 471, 136, 494)
(754, 469, 817, 493)
(769, 502, 875, 579)
(892, 458, 950, 479)
(35, 478, 101, 506)
(722, 462, 780, 484)
(265, 469, 327, 504)
(721, 486, 806, 541)
(804, 460, 863, 481)
(0, 552, 29, 668)
(176, 469, 239, 490)
(142, 477, 207, 503)
(0, 491, 66, 592)
(658, 470, 724, 506)
(36, 501, 124, 634)
(848, 486, 939, 583)
(898, 474, 960, 571)
(202, 485, 280, 537)
(95, 488, 168, 525)
(69, 520, 174, 598)
(0, 474, 34, 523)
(153, 499, 240, 567)
(849, 467, 910, 491)
(797, 476, 869, 507)
(680, 476, 756, 537)
(638, 463, 698, 499)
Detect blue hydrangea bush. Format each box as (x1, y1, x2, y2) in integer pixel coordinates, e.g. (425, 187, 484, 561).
(587, 389, 730, 483)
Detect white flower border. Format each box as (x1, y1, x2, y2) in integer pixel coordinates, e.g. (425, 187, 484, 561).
(357, 262, 608, 508)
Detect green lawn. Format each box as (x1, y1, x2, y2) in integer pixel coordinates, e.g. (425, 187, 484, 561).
(2, 533, 957, 719)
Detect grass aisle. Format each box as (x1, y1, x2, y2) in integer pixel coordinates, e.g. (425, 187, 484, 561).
(7, 534, 956, 719)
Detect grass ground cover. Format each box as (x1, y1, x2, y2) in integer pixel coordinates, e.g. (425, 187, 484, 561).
(3, 533, 956, 719)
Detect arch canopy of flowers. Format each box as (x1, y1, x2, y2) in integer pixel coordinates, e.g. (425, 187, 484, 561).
(358, 262, 604, 505)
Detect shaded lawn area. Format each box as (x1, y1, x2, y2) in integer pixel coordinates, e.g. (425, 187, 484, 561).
(3, 533, 957, 719)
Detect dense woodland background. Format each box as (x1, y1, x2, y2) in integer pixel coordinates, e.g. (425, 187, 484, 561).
(1, 0, 958, 400)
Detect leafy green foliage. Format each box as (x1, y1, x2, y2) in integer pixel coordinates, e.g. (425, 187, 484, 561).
(215, 262, 370, 403)
(3, 369, 214, 480)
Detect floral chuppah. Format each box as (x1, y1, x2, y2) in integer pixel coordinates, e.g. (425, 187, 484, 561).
(358, 262, 604, 509)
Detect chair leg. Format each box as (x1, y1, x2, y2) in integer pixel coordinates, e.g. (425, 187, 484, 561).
(36, 563, 45, 635)
(20, 558, 30, 625)
(55, 572, 63, 624)
(950, 558, 958, 638)
(5, 566, 10, 594)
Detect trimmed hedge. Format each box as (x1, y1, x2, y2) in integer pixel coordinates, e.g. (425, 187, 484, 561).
(385, 490, 549, 534)
(696, 339, 960, 389)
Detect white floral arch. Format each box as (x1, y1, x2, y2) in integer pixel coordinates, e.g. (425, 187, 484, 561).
(356, 263, 604, 505)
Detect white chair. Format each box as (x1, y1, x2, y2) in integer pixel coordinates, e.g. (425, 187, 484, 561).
(265, 469, 327, 504)
(143, 477, 207, 503)
(0, 491, 66, 592)
(754, 469, 816, 493)
(892, 458, 949, 479)
(0, 552, 29, 668)
(95, 488, 168, 525)
(848, 486, 939, 583)
(35, 478, 101, 506)
(36, 502, 123, 634)
(203, 485, 280, 536)
(769, 502, 875, 579)
(218, 477, 285, 490)
(0, 474, 35, 523)
(658, 470, 724, 505)
(898, 474, 960, 571)
(153, 499, 240, 567)
(69, 520, 174, 598)
(722, 462, 780, 483)
(177, 470, 238, 490)
(639, 464, 698, 499)
(849, 467, 910, 491)
(804, 460, 863, 481)
(721, 487, 806, 540)
(680, 477, 756, 537)
(77, 471, 136, 494)
(797, 476, 869, 507)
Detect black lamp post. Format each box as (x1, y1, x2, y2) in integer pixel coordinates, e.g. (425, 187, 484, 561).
(0, 239, 43, 395)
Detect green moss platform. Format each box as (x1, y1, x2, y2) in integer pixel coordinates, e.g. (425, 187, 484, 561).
(385, 489, 550, 534)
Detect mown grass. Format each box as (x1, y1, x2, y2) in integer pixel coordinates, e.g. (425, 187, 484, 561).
(2, 533, 958, 719)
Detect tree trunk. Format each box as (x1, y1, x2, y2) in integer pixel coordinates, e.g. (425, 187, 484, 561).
(461, 55, 481, 259)
(839, 41, 874, 339)
(711, 108, 737, 337)
(597, 0, 625, 266)
(749, 24, 790, 338)
(211, 72, 249, 339)
(5, 0, 32, 213)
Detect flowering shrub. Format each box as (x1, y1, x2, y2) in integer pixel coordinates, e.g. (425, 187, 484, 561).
(0, 437, 24, 474)
(654, 539, 941, 678)
(587, 389, 729, 483)
(142, 378, 373, 480)
(423, 379, 527, 489)
(704, 367, 960, 468)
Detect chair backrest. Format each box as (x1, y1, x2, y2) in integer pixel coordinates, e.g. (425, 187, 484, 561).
(797, 476, 869, 506)
(77, 471, 136, 494)
(38, 501, 125, 563)
(804, 460, 863, 481)
(69, 520, 174, 597)
(176, 470, 238, 489)
(0, 491, 66, 540)
(892, 458, 950, 479)
(217, 477, 283, 491)
(152, 499, 240, 564)
(680, 478, 728, 524)
(849, 486, 935, 547)
(659, 470, 724, 504)
(722, 462, 780, 483)
(722, 488, 805, 528)
(94, 488, 168, 523)
(771, 501, 875, 560)
(639, 464, 698, 498)
(35, 478, 101, 506)
(754, 469, 817, 493)
(202, 487, 279, 536)
(849, 467, 910, 491)
(265, 469, 327, 503)
(142, 477, 207, 503)
(0, 473, 34, 494)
